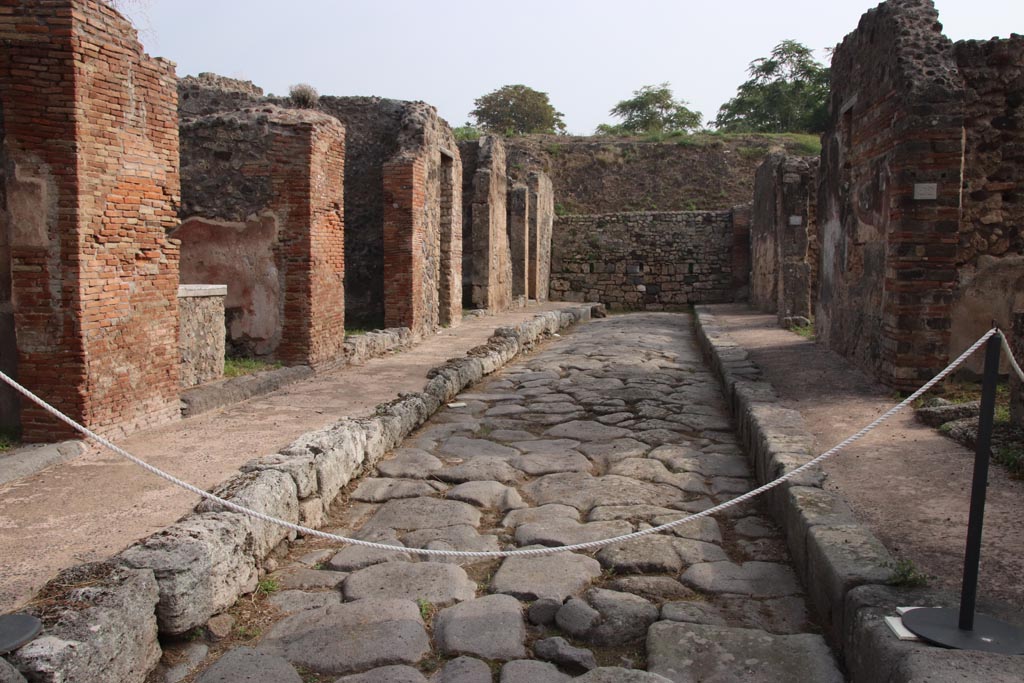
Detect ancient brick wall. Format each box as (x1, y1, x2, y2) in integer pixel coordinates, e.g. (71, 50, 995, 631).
(550, 212, 735, 309)
(750, 153, 819, 325)
(176, 107, 346, 366)
(528, 172, 554, 302)
(508, 184, 530, 298)
(0, 0, 181, 441)
(461, 136, 513, 312)
(178, 286, 226, 388)
(948, 36, 1024, 374)
(729, 203, 752, 299)
(817, 0, 965, 389)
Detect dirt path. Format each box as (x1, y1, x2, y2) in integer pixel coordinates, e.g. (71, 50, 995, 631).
(709, 304, 1024, 619)
(0, 304, 577, 614)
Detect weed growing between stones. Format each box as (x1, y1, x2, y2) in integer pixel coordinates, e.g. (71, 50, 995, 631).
(884, 558, 930, 588)
(789, 322, 815, 340)
(223, 357, 282, 378)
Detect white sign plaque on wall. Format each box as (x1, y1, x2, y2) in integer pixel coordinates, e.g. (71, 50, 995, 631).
(788, 215, 803, 226)
(913, 183, 938, 200)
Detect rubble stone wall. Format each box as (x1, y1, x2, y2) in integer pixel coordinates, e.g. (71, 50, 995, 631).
(949, 36, 1024, 374)
(0, 0, 181, 441)
(178, 285, 226, 388)
(550, 211, 735, 309)
(750, 153, 819, 325)
(176, 107, 346, 366)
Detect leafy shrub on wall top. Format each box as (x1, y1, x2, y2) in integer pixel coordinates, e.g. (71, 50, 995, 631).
(289, 83, 320, 109)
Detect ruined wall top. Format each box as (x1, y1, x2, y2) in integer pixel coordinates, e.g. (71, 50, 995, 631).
(832, 0, 961, 102)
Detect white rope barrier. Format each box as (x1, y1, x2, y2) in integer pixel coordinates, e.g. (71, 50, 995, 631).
(0, 327, 1011, 559)
(1001, 333, 1024, 384)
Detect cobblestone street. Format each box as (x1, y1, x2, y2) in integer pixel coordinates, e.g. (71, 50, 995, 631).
(188, 313, 842, 682)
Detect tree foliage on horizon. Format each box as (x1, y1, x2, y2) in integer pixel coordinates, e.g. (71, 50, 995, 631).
(470, 84, 567, 135)
(597, 83, 702, 135)
(714, 40, 829, 134)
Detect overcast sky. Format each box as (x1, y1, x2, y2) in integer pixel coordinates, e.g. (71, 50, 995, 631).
(122, 1, 1023, 135)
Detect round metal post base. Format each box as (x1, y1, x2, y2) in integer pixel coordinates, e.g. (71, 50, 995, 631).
(0, 613, 42, 654)
(902, 607, 1024, 655)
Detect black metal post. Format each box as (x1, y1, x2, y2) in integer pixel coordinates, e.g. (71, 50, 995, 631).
(902, 330, 1024, 654)
(958, 333, 1001, 630)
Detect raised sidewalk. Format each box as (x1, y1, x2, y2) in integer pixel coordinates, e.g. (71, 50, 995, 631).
(0, 303, 579, 614)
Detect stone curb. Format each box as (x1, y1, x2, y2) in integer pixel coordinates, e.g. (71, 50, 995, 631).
(693, 305, 1023, 682)
(2, 304, 599, 682)
(180, 328, 413, 418)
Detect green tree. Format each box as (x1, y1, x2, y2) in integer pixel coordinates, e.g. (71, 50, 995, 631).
(598, 83, 702, 135)
(470, 84, 566, 135)
(714, 40, 829, 133)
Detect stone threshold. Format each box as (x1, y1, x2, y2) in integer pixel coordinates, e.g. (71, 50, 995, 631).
(693, 304, 1022, 683)
(1, 304, 600, 682)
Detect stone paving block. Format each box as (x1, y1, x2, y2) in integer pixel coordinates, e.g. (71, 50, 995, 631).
(533, 636, 598, 672)
(681, 561, 802, 598)
(585, 588, 660, 645)
(491, 552, 602, 601)
(258, 600, 429, 675)
(544, 420, 631, 441)
(510, 452, 593, 475)
(352, 478, 444, 503)
(573, 667, 673, 682)
(268, 590, 342, 614)
(0, 660, 26, 683)
(555, 597, 602, 638)
(362, 497, 481, 532)
(502, 504, 580, 528)
(434, 594, 527, 660)
(276, 567, 348, 590)
(647, 621, 843, 683)
(335, 665, 427, 682)
(343, 561, 476, 605)
(523, 473, 682, 512)
(402, 525, 500, 555)
(439, 436, 520, 460)
(577, 438, 651, 465)
(376, 449, 443, 479)
(649, 515, 722, 543)
(609, 576, 697, 603)
(435, 656, 491, 683)
(328, 538, 410, 572)
(597, 535, 685, 574)
(661, 601, 729, 626)
(499, 660, 571, 683)
(447, 481, 526, 511)
(608, 459, 709, 494)
(195, 647, 301, 683)
(436, 458, 522, 484)
(515, 519, 633, 547)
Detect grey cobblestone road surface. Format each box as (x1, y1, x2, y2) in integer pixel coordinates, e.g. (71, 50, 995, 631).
(183, 313, 844, 683)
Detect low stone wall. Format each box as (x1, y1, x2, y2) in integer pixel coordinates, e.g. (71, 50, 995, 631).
(693, 305, 1021, 682)
(550, 211, 735, 309)
(178, 285, 227, 388)
(2, 305, 598, 681)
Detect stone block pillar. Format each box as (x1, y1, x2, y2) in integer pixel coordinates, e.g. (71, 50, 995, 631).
(508, 184, 530, 299)
(528, 172, 554, 302)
